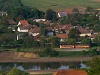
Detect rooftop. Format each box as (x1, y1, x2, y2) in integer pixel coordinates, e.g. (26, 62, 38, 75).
(52, 70, 87, 75)
(56, 34, 68, 39)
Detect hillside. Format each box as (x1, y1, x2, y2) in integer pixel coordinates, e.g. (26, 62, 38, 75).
(21, 0, 100, 11)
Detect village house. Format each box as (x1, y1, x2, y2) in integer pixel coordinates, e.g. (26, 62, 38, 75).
(28, 25, 40, 37)
(17, 25, 30, 32)
(17, 20, 31, 32)
(90, 33, 99, 41)
(61, 24, 73, 33)
(33, 19, 46, 22)
(0, 12, 7, 16)
(18, 20, 29, 26)
(58, 11, 68, 17)
(47, 27, 54, 36)
(52, 70, 87, 75)
(78, 26, 93, 37)
(56, 34, 68, 42)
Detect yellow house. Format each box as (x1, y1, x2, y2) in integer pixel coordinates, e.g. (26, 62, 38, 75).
(80, 33, 92, 37)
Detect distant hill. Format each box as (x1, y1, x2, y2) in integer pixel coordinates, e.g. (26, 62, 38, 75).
(21, 0, 100, 11)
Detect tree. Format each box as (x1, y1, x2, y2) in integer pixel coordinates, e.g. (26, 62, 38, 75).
(45, 9, 57, 21)
(0, 15, 9, 26)
(0, 0, 23, 11)
(44, 47, 58, 57)
(88, 57, 100, 75)
(22, 36, 34, 48)
(93, 34, 100, 46)
(39, 36, 46, 48)
(0, 33, 16, 48)
(81, 38, 92, 45)
(48, 36, 59, 47)
(68, 28, 80, 39)
(9, 67, 30, 75)
(67, 38, 76, 45)
(39, 23, 47, 36)
(93, 24, 100, 32)
(58, 16, 69, 24)
(72, 8, 79, 14)
(85, 6, 94, 13)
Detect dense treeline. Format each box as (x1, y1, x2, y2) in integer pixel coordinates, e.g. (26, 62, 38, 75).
(0, 0, 23, 11)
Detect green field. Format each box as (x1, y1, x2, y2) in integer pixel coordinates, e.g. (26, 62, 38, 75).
(21, 0, 100, 11)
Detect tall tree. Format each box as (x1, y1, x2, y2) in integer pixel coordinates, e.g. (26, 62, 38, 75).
(39, 23, 47, 36)
(88, 57, 100, 75)
(81, 37, 92, 45)
(93, 34, 100, 46)
(85, 6, 94, 13)
(72, 8, 79, 14)
(45, 9, 57, 21)
(68, 28, 80, 39)
(67, 38, 76, 45)
(48, 36, 59, 47)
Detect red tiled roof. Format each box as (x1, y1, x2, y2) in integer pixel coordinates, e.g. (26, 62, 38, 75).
(61, 24, 73, 30)
(44, 20, 51, 24)
(52, 70, 87, 75)
(19, 25, 30, 30)
(19, 20, 29, 25)
(56, 34, 68, 39)
(7, 19, 17, 25)
(29, 26, 40, 33)
(78, 27, 90, 33)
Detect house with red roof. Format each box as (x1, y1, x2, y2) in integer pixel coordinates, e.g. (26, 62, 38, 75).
(17, 25, 31, 32)
(17, 20, 31, 32)
(18, 20, 29, 26)
(47, 27, 54, 36)
(28, 25, 40, 37)
(56, 34, 68, 42)
(78, 26, 92, 37)
(52, 70, 87, 75)
(61, 24, 73, 33)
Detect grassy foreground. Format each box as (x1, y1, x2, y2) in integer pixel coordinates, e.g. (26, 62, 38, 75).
(21, 0, 100, 11)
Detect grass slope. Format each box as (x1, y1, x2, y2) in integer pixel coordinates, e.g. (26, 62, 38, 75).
(21, 0, 100, 11)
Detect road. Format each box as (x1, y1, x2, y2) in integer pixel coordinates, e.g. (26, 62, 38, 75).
(55, 48, 88, 51)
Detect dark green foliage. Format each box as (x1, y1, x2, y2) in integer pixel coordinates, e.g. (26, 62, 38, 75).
(8, 7, 45, 22)
(39, 23, 47, 36)
(88, 57, 100, 75)
(22, 36, 34, 48)
(81, 38, 92, 45)
(93, 34, 100, 46)
(9, 67, 30, 75)
(45, 9, 57, 21)
(68, 28, 80, 39)
(48, 36, 59, 47)
(43, 47, 58, 57)
(0, 33, 16, 48)
(72, 8, 79, 14)
(58, 16, 68, 24)
(67, 38, 76, 45)
(0, 0, 23, 11)
(89, 48, 99, 56)
(85, 6, 94, 13)
(93, 24, 100, 32)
